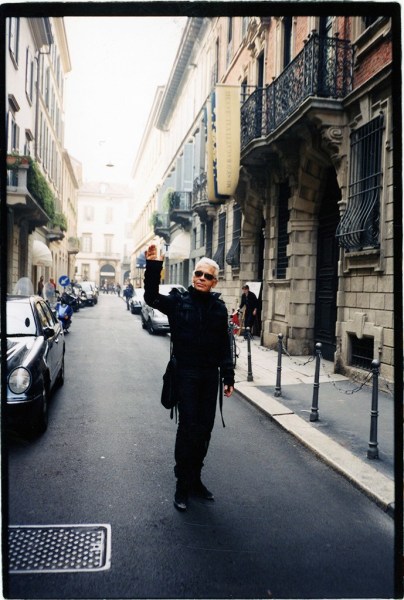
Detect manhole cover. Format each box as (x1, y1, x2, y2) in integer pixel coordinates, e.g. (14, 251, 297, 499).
(8, 524, 111, 573)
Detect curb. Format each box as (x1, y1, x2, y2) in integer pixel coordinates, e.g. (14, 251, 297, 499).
(235, 382, 395, 517)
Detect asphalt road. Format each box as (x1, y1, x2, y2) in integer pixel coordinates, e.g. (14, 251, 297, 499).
(5, 293, 395, 599)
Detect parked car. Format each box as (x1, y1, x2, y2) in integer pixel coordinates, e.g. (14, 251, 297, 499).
(86, 281, 99, 299)
(129, 288, 145, 314)
(141, 284, 186, 335)
(79, 281, 97, 306)
(4, 295, 65, 435)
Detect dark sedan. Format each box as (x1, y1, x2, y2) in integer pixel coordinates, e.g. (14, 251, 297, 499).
(4, 295, 65, 435)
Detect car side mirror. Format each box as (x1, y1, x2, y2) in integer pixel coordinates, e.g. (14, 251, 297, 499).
(43, 326, 55, 339)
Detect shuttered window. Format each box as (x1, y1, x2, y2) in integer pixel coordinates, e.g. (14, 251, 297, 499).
(212, 213, 226, 270)
(226, 203, 242, 268)
(276, 184, 290, 279)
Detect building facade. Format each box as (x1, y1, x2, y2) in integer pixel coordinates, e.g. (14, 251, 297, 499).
(6, 16, 79, 294)
(75, 181, 135, 287)
(130, 14, 396, 383)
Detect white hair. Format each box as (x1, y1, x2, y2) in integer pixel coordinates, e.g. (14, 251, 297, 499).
(195, 257, 219, 279)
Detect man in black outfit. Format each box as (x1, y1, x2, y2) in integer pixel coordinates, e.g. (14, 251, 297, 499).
(144, 244, 234, 512)
(239, 284, 258, 339)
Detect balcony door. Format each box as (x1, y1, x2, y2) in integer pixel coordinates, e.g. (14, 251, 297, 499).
(314, 168, 340, 361)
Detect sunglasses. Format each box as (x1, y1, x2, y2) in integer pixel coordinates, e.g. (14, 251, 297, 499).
(193, 270, 216, 281)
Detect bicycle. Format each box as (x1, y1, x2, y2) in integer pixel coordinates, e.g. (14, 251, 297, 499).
(228, 313, 240, 368)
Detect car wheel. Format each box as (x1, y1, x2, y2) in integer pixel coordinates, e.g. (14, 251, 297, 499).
(57, 354, 65, 387)
(148, 319, 155, 335)
(141, 317, 147, 329)
(130, 306, 135, 314)
(34, 384, 49, 435)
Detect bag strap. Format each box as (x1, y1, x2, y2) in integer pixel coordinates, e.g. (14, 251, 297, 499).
(219, 373, 225, 428)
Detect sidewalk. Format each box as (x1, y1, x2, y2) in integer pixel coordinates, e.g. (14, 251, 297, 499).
(233, 336, 395, 515)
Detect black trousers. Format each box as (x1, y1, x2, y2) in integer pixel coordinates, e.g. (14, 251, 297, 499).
(174, 365, 219, 486)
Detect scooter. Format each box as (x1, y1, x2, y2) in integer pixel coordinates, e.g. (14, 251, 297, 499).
(56, 300, 73, 333)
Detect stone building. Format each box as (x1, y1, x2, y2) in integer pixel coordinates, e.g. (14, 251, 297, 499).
(75, 181, 135, 287)
(5, 16, 79, 293)
(130, 14, 396, 383)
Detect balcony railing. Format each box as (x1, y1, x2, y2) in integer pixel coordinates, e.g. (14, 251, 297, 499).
(241, 34, 353, 148)
(192, 172, 208, 209)
(169, 191, 192, 227)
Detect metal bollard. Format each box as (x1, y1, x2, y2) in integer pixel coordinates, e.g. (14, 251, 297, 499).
(246, 327, 253, 381)
(367, 359, 380, 459)
(310, 343, 322, 422)
(274, 333, 283, 397)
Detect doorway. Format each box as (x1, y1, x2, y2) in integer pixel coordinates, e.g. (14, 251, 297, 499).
(314, 168, 340, 360)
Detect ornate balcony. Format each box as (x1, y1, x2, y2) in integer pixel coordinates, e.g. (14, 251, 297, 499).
(168, 191, 192, 228)
(241, 34, 353, 149)
(153, 212, 171, 243)
(67, 236, 80, 254)
(191, 173, 217, 222)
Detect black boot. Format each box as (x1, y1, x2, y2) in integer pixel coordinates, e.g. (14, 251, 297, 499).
(174, 480, 188, 511)
(190, 476, 214, 500)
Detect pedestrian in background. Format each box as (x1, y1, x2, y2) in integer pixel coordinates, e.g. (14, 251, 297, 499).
(37, 276, 44, 297)
(124, 282, 133, 310)
(239, 284, 258, 339)
(144, 244, 234, 512)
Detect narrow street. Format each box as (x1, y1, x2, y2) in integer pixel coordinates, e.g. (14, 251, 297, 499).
(6, 294, 394, 599)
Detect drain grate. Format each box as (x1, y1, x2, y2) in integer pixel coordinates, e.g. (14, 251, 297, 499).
(8, 524, 111, 573)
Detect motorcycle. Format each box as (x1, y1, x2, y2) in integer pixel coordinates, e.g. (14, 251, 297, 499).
(56, 300, 73, 333)
(60, 286, 80, 312)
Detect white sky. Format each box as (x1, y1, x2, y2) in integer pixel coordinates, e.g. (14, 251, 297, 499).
(63, 16, 186, 184)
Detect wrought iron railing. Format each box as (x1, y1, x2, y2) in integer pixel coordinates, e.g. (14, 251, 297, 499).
(192, 172, 208, 209)
(170, 191, 192, 212)
(241, 34, 353, 148)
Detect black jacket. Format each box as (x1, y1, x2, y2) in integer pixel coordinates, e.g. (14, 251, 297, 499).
(144, 260, 234, 386)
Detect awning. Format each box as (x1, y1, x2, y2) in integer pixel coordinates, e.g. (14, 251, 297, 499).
(167, 232, 191, 261)
(32, 240, 52, 267)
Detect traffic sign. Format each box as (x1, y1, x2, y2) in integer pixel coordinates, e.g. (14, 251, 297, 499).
(59, 275, 71, 287)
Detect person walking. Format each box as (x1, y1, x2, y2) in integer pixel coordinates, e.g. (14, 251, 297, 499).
(124, 282, 134, 309)
(239, 284, 258, 339)
(37, 276, 44, 297)
(144, 244, 234, 512)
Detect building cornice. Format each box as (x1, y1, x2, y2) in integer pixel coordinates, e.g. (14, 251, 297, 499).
(156, 17, 206, 130)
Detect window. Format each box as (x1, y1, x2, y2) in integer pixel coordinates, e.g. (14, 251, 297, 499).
(349, 335, 374, 370)
(81, 234, 92, 253)
(276, 184, 290, 278)
(241, 78, 248, 104)
(283, 17, 293, 68)
(336, 115, 383, 251)
(206, 220, 213, 258)
(25, 48, 34, 103)
(212, 213, 226, 270)
(227, 18, 233, 66)
(192, 227, 197, 250)
(242, 17, 249, 39)
(7, 111, 20, 152)
(24, 130, 33, 156)
(200, 223, 206, 246)
(105, 206, 113, 224)
(84, 205, 94, 221)
(82, 264, 90, 280)
(9, 18, 20, 64)
(226, 204, 242, 268)
(362, 16, 379, 30)
(104, 235, 113, 255)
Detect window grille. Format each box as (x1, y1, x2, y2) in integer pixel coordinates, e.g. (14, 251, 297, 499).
(212, 213, 226, 270)
(349, 335, 374, 370)
(276, 184, 290, 278)
(226, 204, 242, 268)
(336, 114, 383, 251)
